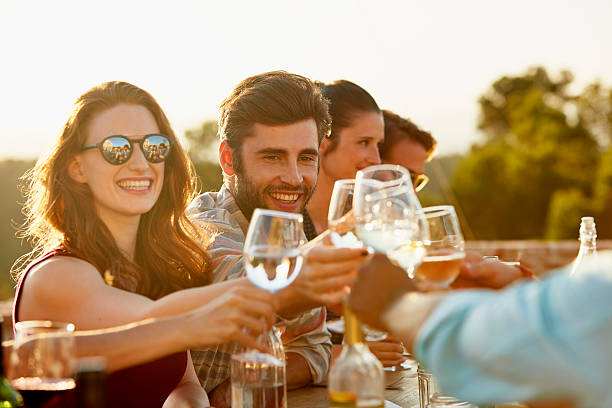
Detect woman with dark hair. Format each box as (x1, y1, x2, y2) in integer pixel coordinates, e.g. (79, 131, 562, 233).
(301, 80, 408, 369)
(12, 81, 276, 407)
(303, 79, 384, 241)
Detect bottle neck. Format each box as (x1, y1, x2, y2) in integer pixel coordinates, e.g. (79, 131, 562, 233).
(579, 231, 597, 255)
(343, 303, 364, 345)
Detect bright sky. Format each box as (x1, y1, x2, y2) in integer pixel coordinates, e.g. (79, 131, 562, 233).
(1, 0, 611, 159)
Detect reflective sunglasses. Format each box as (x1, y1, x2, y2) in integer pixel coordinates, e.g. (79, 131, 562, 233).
(409, 170, 429, 192)
(81, 134, 173, 165)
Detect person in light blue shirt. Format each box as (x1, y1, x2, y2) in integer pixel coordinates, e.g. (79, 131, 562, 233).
(348, 252, 612, 408)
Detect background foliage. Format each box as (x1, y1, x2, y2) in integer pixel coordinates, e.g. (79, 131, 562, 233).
(1, 66, 610, 299)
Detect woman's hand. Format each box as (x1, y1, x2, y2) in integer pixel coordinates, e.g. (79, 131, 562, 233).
(183, 286, 277, 352)
(293, 244, 369, 306)
(451, 252, 525, 290)
(367, 336, 405, 367)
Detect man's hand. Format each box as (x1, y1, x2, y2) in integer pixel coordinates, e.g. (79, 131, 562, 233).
(451, 252, 524, 290)
(367, 336, 405, 367)
(348, 253, 418, 330)
(277, 244, 368, 317)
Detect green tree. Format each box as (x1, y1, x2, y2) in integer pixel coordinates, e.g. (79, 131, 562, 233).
(184, 120, 223, 192)
(452, 67, 601, 239)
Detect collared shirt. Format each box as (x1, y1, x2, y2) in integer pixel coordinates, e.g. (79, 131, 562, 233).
(391, 252, 612, 407)
(187, 185, 331, 391)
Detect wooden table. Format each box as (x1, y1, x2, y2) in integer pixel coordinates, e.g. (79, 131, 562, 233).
(288, 368, 419, 408)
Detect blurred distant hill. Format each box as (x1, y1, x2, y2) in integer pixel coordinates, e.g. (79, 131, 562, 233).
(419, 154, 462, 207)
(0, 160, 34, 299)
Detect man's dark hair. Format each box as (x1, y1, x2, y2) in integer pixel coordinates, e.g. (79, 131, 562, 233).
(380, 110, 437, 161)
(219, 71, 331, 175)
(317, 80, 380, 153)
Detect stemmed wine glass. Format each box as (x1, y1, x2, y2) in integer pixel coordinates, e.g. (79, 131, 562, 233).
(353, 164, 428, 371)
(353, 164, 428, 276)
(327, 179, 389, 342)
(327, 179, 362, 249)
(232, 208, 305, 408)
(243, 209, 305, 292)
(414, 205, 465, 289)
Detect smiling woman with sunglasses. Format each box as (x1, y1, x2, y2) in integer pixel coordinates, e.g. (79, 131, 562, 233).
(11, 81, 277, 407)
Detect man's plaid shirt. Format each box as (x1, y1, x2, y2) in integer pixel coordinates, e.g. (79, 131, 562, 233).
(187, 185, 331, 392)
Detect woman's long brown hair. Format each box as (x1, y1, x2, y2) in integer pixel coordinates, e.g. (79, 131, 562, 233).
(13, 81, 212, 299)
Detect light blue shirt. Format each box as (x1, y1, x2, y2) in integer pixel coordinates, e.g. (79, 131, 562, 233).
(414, 252, 612, 407)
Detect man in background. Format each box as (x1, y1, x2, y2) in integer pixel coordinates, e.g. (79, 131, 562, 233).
(379, 109, 437, 193)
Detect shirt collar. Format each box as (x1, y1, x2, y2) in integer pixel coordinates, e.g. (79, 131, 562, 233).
(217, 184, 250, 234)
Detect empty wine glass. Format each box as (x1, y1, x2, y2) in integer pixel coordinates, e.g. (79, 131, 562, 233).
(9, 321, 76, 408)
(414, 205, 465, 289)
(353, 164, 428, 276)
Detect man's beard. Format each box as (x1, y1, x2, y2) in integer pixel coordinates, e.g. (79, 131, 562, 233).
(232, 170, 315, 221)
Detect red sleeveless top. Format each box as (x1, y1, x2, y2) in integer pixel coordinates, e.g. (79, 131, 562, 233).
(13, 248, 188, 408)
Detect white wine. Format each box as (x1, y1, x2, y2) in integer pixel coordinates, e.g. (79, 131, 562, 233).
(328, 391, 384, 408)
(386, 242, 426, 274)
(329, 221, 363, 249)
(415, 251, 465, 287)
(356, 225, 425, 272)
(231, 351, 286, 408)
(245, 247, 303, 292)
(355, 224, 416, 253)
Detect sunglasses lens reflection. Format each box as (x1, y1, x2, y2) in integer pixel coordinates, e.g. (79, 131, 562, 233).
(143, 135, 171, 163)
(102, 137, 132, 164)
(99, 135, 171, 165)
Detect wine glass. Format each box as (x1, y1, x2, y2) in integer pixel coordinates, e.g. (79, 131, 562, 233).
(328, 179, 390, 338)
(8, 321, 76, 408)
(233, 209, 305, 408)
(328, 179, 362, 249)
(353, 165, 428, 369)
(353, 164, 428, 276)
(414, 205, 465, 289)
(243, 209, 305, 292)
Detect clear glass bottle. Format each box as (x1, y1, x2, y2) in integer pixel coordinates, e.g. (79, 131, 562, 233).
(0, 321, 24, 407)
(231, 326, 286, 408)
(570, 216, 597, 275)
(328, 303, 384, 408)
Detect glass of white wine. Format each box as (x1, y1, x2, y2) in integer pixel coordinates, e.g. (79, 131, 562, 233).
(328, 179, 389, 340)
(353, 164, 428, 276)
(414, 205, 465, 289)
(353, 165, 428, 368)
(243, 209, 305, 292)
(232, 208, 305, 408)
